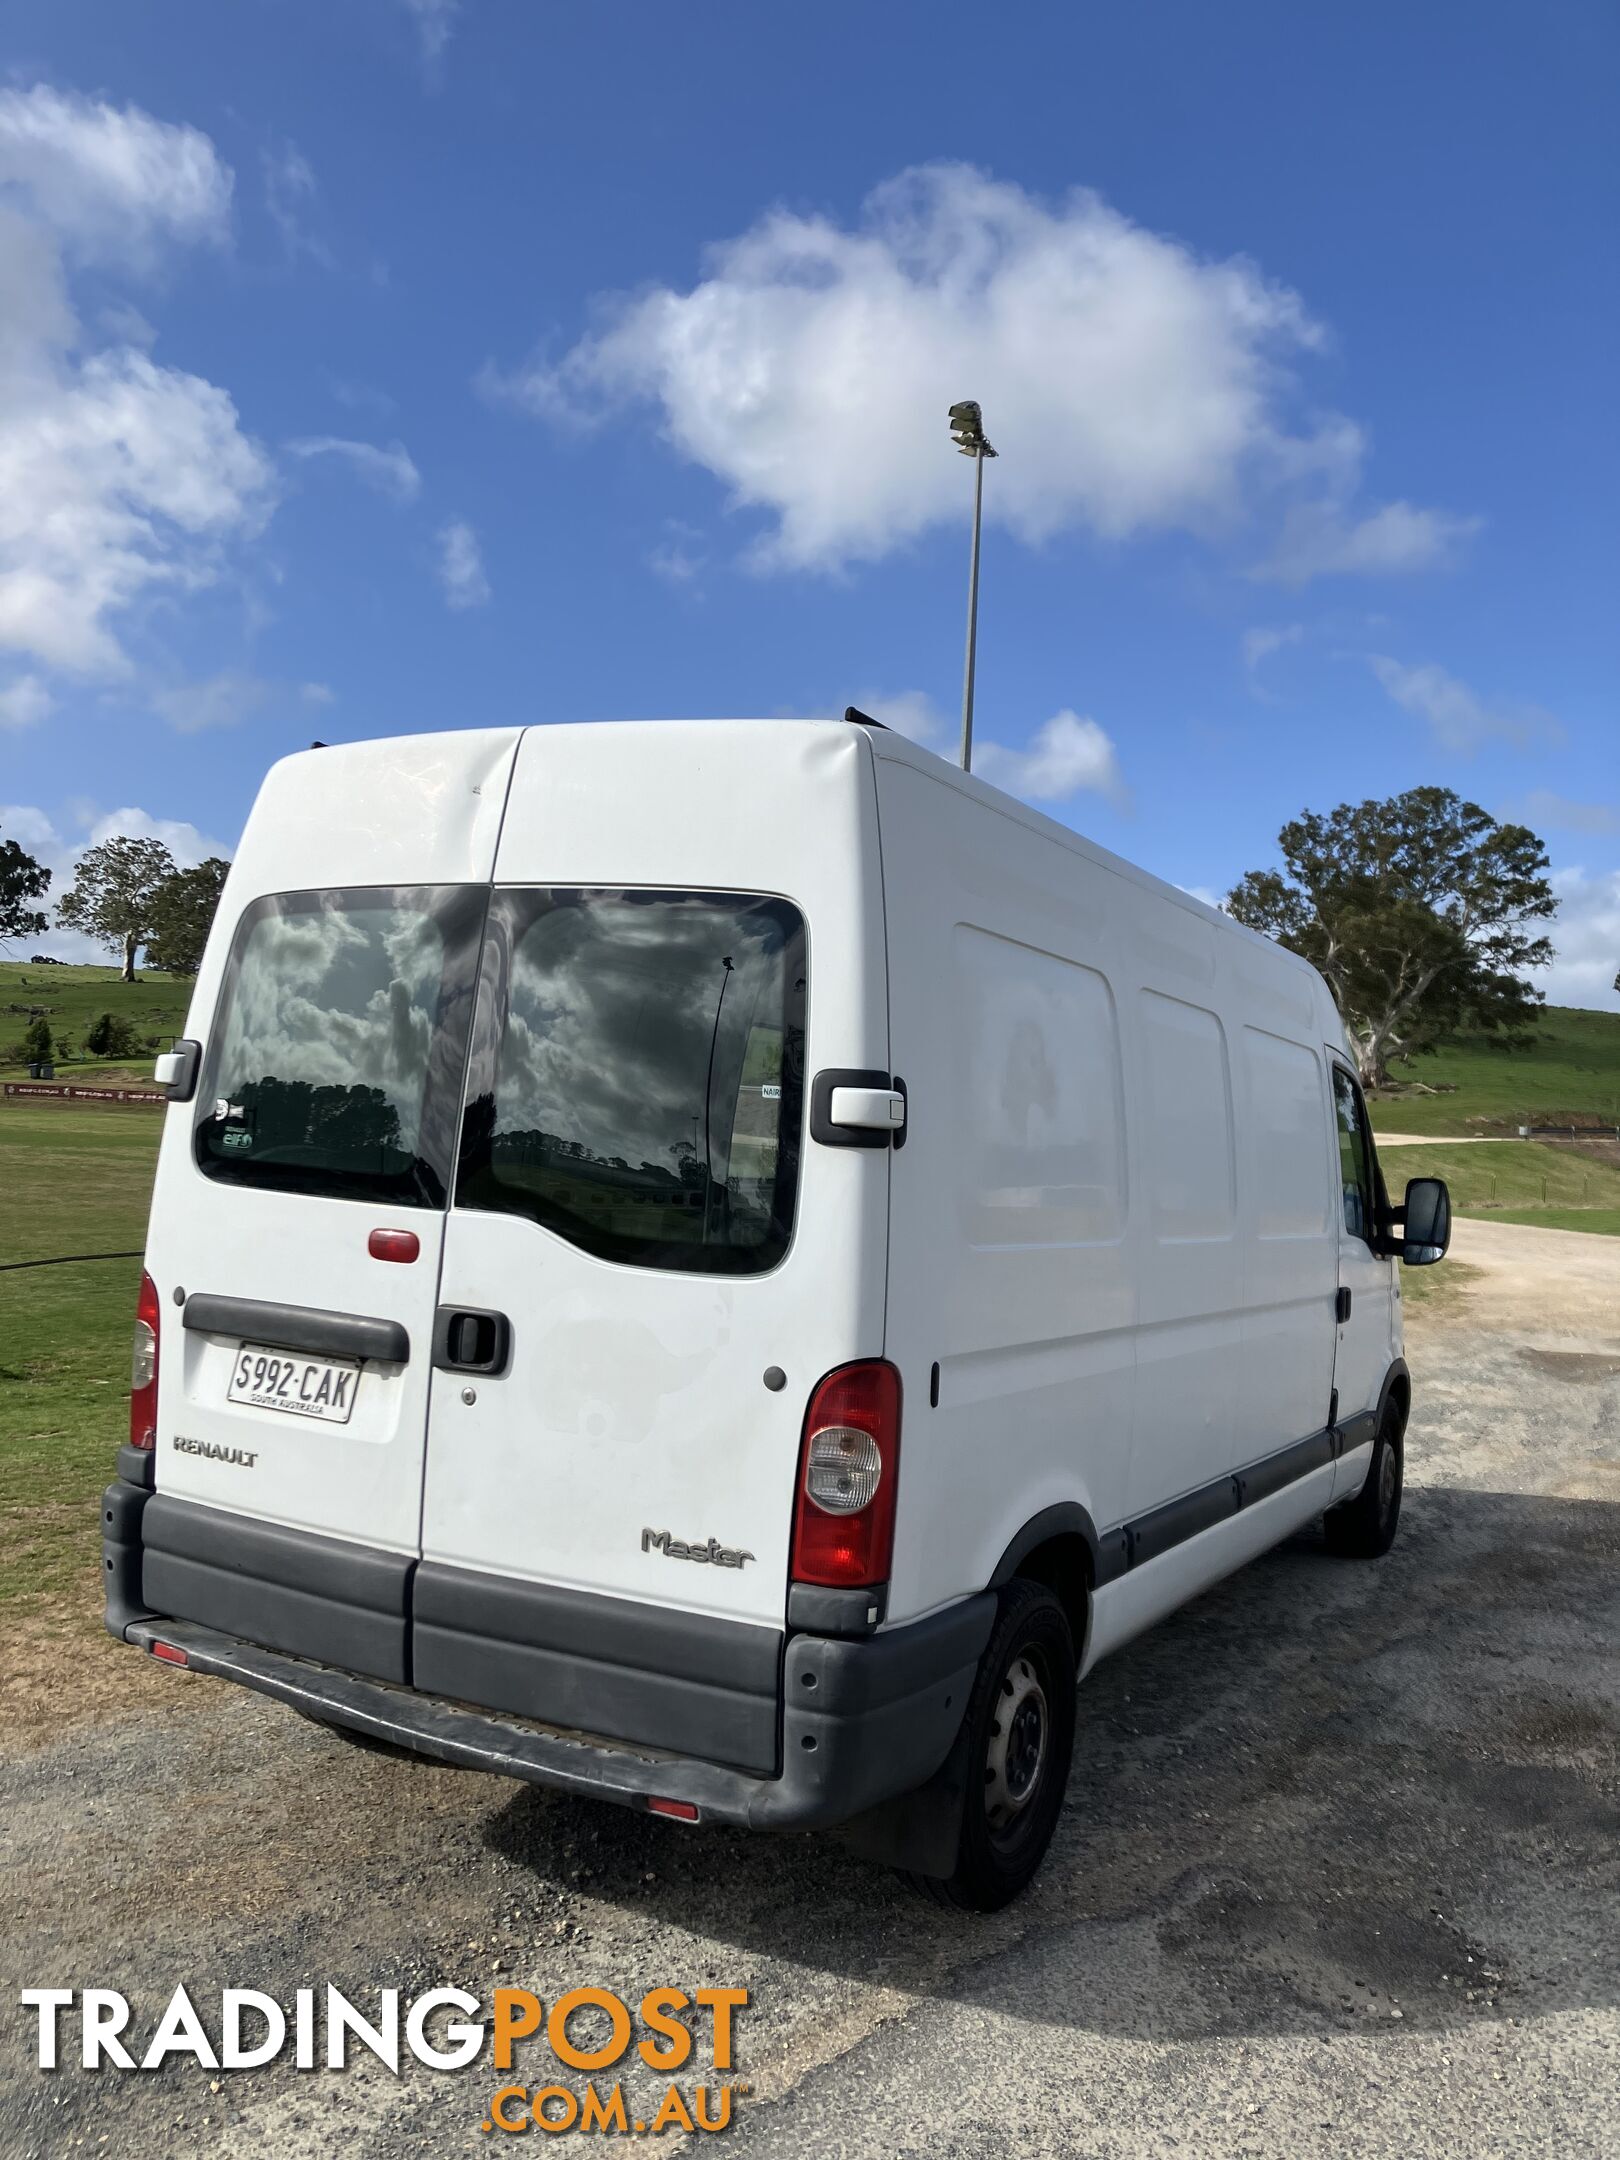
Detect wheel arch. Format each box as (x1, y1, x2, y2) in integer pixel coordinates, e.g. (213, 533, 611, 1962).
(988, 1503, 1105, 1665)
(1376, 1357, 1411, 1437)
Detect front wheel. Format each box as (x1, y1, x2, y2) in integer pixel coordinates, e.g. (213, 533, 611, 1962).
(909, 1579, 1077, 1912)
(1324, 1409, 1404, 1558)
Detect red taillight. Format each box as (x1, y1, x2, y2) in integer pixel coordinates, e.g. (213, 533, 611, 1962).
(130, 1268, 160, 1451)
(647, 1796, 700, 1822)
(368, 1227, 420, 1263)
(150, 1640, 189, 1667)
(789, 1361, 902, 1588)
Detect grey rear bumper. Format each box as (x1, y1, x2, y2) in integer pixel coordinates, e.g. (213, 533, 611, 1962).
(106, 1480, 992, 1831)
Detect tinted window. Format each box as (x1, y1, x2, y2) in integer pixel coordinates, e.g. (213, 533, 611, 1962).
(457, 889, 806, 1275)
(1332, 1064, 1379, 1243)
(196, 887, 485, 1207)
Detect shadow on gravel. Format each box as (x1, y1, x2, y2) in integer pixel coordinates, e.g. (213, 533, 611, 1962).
(482, 1486, 1620, 2042)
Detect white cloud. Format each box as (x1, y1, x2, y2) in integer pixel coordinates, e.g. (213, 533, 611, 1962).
(844, 689, 1125, 808)
(0, 672, 52, 728)
(262, 141, 331, 267)
(287, 435, 420, 501)
(647, 520, 707, 587)
(85, 803, 227, 863)
(0, 85, 230, 264)
(2, 797, 229, 958)
(149, 670, 272, 733)
(974, 709, 1127, 807)
(493, 164, 1465, 581)
(1258, 500, 1480, 585)
(1368, 656, 1559, 754)
(1533, 867, 1620, 1012)
(1242, 622, 1303, 688)
(1502, 789, 1620, 838)
(401, 0, 460, 61)
(437, 517, 489, 609)
(0, 89, 272, 679)
(146, 671, 337, 733)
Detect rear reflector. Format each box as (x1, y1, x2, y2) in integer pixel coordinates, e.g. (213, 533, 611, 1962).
(149, 1640, 189, 1667)
(368, 1228, 420, 1263)
(646, 1796, 700, 1822)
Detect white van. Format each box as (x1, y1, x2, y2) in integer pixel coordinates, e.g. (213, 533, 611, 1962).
(105, 717, 1451, 1909)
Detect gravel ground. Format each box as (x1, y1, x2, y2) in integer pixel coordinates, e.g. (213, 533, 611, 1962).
(2, 1217, 1617, 2158)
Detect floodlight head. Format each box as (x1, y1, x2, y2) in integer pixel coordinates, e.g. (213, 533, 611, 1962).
(948, 399, 997, 457)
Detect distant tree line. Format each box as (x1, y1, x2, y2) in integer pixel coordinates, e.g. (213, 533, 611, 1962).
(0, 821, 230, 981)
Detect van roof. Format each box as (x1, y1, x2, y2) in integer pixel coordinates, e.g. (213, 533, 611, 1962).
(274, 717, 1338, 1032)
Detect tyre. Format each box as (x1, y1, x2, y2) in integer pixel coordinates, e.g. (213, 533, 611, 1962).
(1324, 1405, 1404, 1558)
(908, 1578, 1077, 1912)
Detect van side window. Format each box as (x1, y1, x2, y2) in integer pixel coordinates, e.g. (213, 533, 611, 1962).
(456, 889, 806, 1276)
(1331, 1064, 1378, 1244)
(195, 886, 486, 1207)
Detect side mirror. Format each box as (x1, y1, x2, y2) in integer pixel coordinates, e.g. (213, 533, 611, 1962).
(1399, 1176, 1451, 1265)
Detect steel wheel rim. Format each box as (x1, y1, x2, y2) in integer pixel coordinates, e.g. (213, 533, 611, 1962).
(984, 1653, 1048, 1832)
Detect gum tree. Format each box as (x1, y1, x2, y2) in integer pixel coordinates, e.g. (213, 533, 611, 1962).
(1227, 787, 1557, 1088)
(57, 835, 177, 982)
(146, 856, 231, 975)
(1, 822, 51, 947)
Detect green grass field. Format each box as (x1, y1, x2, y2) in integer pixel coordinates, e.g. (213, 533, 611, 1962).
(1369, 1006, 1620, 1137)
(1379, 1139, 1620, 1237)
(0, 957, 194, 1082)
(0, 1103, 159, 1617)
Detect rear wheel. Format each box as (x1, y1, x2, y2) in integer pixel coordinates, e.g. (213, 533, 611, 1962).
(908, 1579, 1077, 1912)
(1324, 1405, 1404, 1558)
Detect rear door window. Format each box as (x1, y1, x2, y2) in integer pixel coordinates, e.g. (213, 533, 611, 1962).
(456, 889, 806, 1274)
(195, 886, 486, 1206)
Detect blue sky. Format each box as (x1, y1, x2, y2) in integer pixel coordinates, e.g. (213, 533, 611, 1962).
(2, 0, 1616, 1005)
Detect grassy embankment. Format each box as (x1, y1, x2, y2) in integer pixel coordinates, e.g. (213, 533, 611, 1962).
(0, 958, 193, 1088)
(1370, 1008, 1620, 1238)
(1369, 1006, 1620, 1137)
(0, 1103, 159, 1618)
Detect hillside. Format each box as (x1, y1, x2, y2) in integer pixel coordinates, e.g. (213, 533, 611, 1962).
(0, 959, 194, 1082)
(1379, 1139, 1620, 1238)
(1368, 1007, 1620, 1137)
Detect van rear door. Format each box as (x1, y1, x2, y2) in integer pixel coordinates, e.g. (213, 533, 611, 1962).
(413, 722, 889, 1762)
(145, 733, 519, 1595)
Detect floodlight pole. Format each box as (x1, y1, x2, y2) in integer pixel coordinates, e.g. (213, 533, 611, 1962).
(959, 443, 986, 773)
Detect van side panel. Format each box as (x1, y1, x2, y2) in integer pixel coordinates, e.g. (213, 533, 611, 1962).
(876, 758, 1139, 1627)
(874, 741, 1341, 1631)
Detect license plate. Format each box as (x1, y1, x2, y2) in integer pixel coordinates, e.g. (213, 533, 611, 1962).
(227, 1343, 361, 1425)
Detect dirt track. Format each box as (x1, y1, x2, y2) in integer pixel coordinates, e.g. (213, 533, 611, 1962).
(3, 1222, 1617, 2158)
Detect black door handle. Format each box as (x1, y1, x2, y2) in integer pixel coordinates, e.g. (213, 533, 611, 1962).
(1335, 1287, 1352, 1323)
(432, 1306, 512, 1376)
